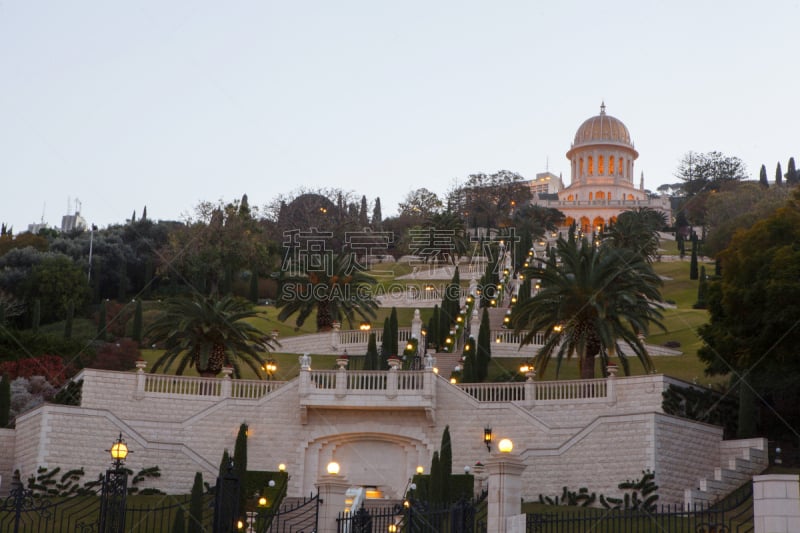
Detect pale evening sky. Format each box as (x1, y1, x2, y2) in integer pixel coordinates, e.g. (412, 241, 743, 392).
(1, 1, 798, 231)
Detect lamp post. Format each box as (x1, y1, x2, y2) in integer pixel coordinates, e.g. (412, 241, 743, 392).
(263, 358, 277, 380)
(100, 433, 130, 533)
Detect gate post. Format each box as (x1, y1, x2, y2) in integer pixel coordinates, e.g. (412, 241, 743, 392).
(316, 471, 350, 533)
(99, 434, 130, 533)
(99, 467, 128, 533)
(753, 474, 800, 533)
(485, 449, 526, 533)
(213, 462, 240, 533)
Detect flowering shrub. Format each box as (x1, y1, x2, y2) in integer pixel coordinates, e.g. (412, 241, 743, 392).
(0, 354, 74, 387)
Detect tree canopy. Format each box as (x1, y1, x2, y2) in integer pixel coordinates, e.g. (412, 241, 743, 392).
(512, 234, 664, 378)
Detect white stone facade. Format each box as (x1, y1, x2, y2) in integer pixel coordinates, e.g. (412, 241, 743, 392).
(0, 365, 767, 507)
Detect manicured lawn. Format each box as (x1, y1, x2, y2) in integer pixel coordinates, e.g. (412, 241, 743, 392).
(86, 238, 724, 384)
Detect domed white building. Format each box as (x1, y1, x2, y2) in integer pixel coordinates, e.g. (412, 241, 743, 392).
(534, 103, 671, 232)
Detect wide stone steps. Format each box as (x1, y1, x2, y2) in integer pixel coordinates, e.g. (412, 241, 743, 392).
(684, 443, 768, 507)
(430, 352, 464, 378)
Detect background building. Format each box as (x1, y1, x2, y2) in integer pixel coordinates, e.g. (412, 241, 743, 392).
(532, 103, 671, 231)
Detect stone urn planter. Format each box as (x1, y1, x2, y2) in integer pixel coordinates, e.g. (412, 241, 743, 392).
(388, 356, 402, 371)
(336, 356, 349, 370)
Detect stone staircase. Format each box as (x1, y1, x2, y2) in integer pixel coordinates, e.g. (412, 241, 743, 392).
(684, 439, 768, 507)
(430, 351, 464, 378)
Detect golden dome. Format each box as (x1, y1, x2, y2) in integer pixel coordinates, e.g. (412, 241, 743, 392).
(572, 102, 632, 148)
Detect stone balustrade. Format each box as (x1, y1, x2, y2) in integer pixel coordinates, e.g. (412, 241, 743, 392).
(76, 363, 676, 418)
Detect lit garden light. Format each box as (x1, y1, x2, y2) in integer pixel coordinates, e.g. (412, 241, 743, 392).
(108, 433, 130, 469)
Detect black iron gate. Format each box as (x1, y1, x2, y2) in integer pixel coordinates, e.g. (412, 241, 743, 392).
(526, 483, 754, 533)
(253, 492, 320, 533)
(0, 471, 105, 533)
(0, 468, 235, 533)
(337, 497, 487, 533)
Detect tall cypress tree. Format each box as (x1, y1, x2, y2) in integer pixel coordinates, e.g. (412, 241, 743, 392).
(372, 197, 382, 227)
(788, 157, 798, 185)
(171, 506, 186, 533)
(0, 373, 10, 428)
(188, 472, 204, 533)
(389, 307, 399, 359)
(365, 332, 379, 370)
(776, 162, 783, 186)
(234, 423, 248, 517)
(694, 266, 708, 309)
(517, 277, 531, 306)
(759, 164, 769, 188)
(440, 426, 452, 477)
(428, 306, 440, 352)
(218, 449, 231, 479)
(689, 234, 699, 280)
(381, 317, 391, 367)
(428, 451, 443, 504)
(359, 195, 369, 226)
(462, 337, 477, 383)
(477, 308, 492, 381)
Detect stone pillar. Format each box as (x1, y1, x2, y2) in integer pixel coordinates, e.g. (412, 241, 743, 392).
(387, 358, 400, 399)
(134, 360, 146, 400)
(316, 474, 350, 533)
(423, 355, 436, 400)
(470, 308, 480, 337)
(606, 364, 617, 406)
(335, 365, 347, 398)
(524, 371, 536, 408)
(485, 453, 526, 533)
(221, 366, 233, 398)
(411, 309, 422, 340)
(331, 322, 341, 352)
(299, 354, 311, 398)
(753, 474, 800, 533)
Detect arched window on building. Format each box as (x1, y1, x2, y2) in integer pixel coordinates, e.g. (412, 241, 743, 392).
(567, 194, 574, 202)
(579, 158, 584, 176)
(580, 216, 591, 233)
(593, 216, 605, 233)
(565, 216, 575, 227)
(589, 192, 593, 201)
(609, 156, 615, 176)
(595, 191, 605, 200)
(598, 155, 605, 175)
(588, 156, 594, 176)
(627, 193, 635, 200)
(618, 157, 623, 175)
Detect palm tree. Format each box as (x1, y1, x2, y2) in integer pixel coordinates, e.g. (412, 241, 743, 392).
(511, 235, 664, 379)
(276, 253, 378, 332)
(601, 207, 667, 262)
(424, 212, 470, 264)
(147, 294, 273, 377)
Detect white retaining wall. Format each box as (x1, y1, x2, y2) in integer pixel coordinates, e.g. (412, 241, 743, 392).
(0, 369, 757, 505)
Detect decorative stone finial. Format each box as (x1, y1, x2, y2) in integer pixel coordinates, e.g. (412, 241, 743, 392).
(600, 101, 606, 115)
